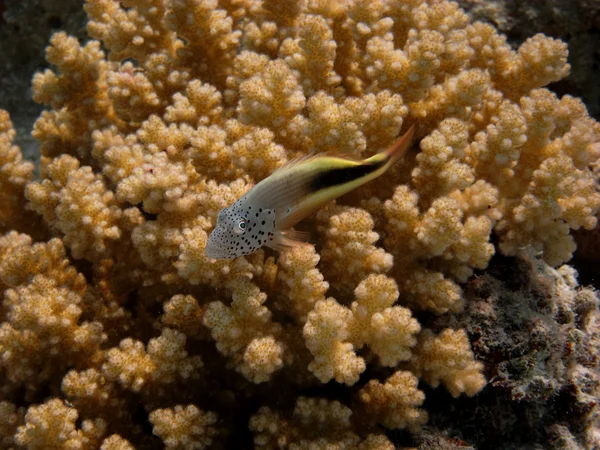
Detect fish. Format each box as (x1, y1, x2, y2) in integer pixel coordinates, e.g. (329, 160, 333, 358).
(204, 124, 415, 259)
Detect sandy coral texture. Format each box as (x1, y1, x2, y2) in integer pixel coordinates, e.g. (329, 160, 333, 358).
(0, 0, 599, 448)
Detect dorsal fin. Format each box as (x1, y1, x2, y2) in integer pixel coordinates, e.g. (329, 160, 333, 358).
(269, 152, 318, 176)
(245, 153, 324, 211)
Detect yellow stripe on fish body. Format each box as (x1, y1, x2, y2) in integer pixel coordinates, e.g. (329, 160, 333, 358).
(204, 125, 415, 259)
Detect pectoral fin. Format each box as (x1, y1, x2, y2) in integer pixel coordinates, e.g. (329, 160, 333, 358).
(267, 229, 311, 252)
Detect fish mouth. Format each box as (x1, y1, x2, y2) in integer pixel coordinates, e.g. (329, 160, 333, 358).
(204, 237, 230, 259)
(203, 239, 218, 258)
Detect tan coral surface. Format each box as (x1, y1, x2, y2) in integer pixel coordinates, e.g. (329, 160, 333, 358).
(1, 0, 599, 448)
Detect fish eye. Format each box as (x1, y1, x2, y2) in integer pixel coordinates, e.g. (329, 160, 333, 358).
(234, 218, 247, 235)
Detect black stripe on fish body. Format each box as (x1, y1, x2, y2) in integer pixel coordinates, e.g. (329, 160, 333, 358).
(308, 159, 386, 192)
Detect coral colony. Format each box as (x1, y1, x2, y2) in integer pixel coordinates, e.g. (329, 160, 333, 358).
(0, 0, 598, 448)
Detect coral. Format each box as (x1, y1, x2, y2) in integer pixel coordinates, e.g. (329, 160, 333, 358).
(279, 13, 343, 98)
(160, 294, 206, 339)
(102, 328, 202, 393)
(457, 0, 600, 119)
(203, 276, 284, 383)
(0, 111, 44, 237)
(14, 398, 107, 450)
(358, 370, 428, 432)
(26, 154, 126, 261)
(0, 0, 88, 164)
(0, 0, 599, 448)
(148, 405, 218, 450)
(0, 233, 84, 293)
(273, 245, 329, 323)
(317, 204, 394, 292)
(249, 396, 395, 449)
(100, 434, 136, 450)
(303, 275, 422, 384)
(31, 32, 114, 164)
(410, 328, 487, 397)
(349, 274, 421, 367)
(0, 401, 24, 448)
(61, 368, 130, 424)
(0, 273, 104, 395)
(303, 297, 366, 385)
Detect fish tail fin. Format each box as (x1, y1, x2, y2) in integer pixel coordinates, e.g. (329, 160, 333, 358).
(365, 124, 415, 169)
(267, 229, 311, 252)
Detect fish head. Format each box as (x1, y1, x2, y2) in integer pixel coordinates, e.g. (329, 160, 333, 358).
(205, 207, 248, 259)
(204, 205, 276, 259)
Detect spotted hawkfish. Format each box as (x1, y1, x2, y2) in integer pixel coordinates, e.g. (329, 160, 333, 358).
(204, 125, 416, 259)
